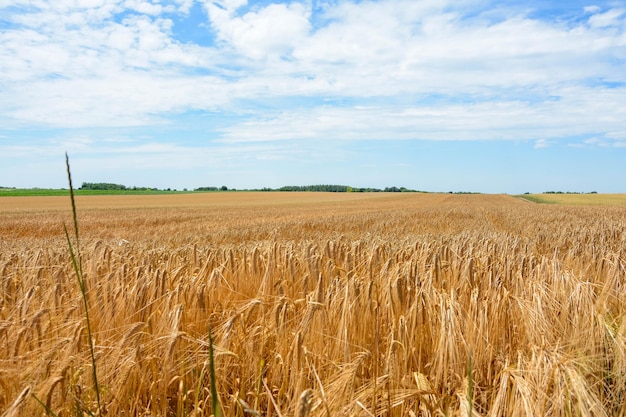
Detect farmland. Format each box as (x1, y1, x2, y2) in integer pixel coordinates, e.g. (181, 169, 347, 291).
(1, 192, 625, 416)
(518, 193, 626, 206)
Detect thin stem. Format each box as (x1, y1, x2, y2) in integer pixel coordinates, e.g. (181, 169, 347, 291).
(65, 153, 102, 416)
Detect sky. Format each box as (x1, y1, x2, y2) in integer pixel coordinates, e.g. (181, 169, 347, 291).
(1, 0, 625, 194)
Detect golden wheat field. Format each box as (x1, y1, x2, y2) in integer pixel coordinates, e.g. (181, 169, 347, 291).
(1, 192, 625, 416)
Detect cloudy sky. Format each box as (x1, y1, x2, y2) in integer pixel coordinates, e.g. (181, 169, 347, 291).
(1, 0, 625, 193)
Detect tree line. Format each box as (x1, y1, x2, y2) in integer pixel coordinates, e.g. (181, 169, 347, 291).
(220, 185, 418, 192)
(80, 182, 156, 191)
(79, 182, 418, 193)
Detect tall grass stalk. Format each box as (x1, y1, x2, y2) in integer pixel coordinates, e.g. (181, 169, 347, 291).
(63, 153, 102, 416)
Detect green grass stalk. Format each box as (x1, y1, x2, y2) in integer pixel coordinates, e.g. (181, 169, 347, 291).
(64, 153, 102, 416)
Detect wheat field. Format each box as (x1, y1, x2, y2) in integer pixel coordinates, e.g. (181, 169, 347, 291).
(1, 192, 625, 416)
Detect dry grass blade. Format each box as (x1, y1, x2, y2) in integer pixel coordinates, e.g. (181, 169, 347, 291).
(2, 387, 30, 417)
(262, 379, 284, 417)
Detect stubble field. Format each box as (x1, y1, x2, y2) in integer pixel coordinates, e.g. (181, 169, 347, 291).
(1, 192, 625, 416)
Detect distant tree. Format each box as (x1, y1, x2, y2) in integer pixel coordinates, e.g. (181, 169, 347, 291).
(80, 182, 127, 190)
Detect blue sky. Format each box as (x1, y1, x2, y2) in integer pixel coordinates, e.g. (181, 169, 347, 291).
(1, 0, 625, 193)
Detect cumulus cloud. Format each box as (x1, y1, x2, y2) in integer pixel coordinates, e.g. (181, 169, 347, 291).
(204, 1, 311, 59)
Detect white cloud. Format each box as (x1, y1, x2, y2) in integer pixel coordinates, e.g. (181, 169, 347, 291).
(571, 131, 626, 148)
(205, 1, 311, 59)
(3, 72, 235, 128)
(606, 131, 626, 140)
(588, 8, 625, 28)
(534, 139, 551, 149)
(123, 0, 172, 15)
(598, 131, 626, 147)
(215, 82, 626, 143)
(582, 137, 607, 146)
(584, 6, 602, 14)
